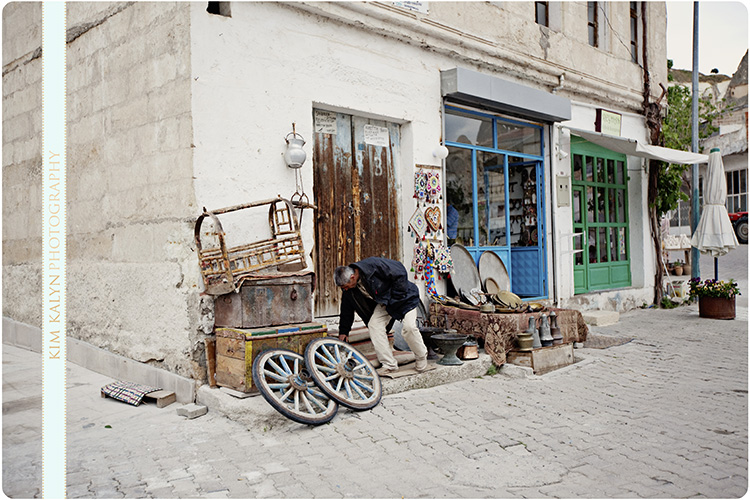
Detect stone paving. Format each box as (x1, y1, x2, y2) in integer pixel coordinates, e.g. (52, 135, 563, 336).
(3, 246, 747, 498)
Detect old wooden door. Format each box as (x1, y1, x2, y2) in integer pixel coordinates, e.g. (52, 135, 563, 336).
(313, 110, 401, 317)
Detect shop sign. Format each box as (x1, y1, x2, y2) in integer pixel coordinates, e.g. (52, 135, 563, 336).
(392, 1, 429, 14)
(314, 110, 338, 135)
(595, 109, 622, 136)
(364, 124, 390, 147)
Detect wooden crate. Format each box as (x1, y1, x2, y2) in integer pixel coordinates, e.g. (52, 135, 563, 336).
(214, 274, 313, 328)
(506, 343, 574, 375)
(214, 323, 327, 393)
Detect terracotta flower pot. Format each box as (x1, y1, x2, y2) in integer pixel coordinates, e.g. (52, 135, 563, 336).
(698, 296, 736, 320)
(673, 266, 683, 276)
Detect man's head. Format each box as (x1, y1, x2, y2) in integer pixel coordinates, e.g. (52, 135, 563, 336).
(334, 266, 359, 291)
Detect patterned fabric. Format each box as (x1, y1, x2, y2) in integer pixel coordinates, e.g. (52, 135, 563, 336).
(428, 303, 589, 366)
(101, 381, 161, 406)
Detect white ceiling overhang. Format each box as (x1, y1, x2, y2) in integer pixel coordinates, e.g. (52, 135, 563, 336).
(565, 127, 709, 164)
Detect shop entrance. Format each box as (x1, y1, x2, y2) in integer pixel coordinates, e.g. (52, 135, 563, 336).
(444, 105, 547, 298)
(312, 110, 402, 316)
(570, 137, 631, 293)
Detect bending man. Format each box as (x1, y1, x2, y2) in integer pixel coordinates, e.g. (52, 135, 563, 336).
(334, 257, 429, 375)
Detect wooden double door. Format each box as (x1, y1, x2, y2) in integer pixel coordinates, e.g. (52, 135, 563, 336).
(312, 111, 402, 316)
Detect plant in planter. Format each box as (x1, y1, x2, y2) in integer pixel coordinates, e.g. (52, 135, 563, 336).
(689, 278, 741, 319)
(672, 260, 684, 276)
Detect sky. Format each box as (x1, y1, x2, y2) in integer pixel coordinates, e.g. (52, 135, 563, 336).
(666, 1, 749, 75)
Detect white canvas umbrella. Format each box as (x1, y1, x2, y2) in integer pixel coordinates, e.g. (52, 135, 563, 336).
(690, 148, 738, 274)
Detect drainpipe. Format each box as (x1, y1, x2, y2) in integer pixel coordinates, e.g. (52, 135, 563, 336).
(551, 73, 565, 94)
(549, 125, 559, 306)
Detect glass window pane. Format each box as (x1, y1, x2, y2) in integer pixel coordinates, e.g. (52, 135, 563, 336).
(599, 228, 608, 262)
(619, 227, 627, 260)
(617, 189, 626, 222)
(588, 25, 596, 46)
(734, 170, 740, 193)
(573, 190, 582, 224)
(607, 159, 616, 184)
(586, 157, 594, 181)
(740, 169, 747, 193)
(617, 161, 625, 184)
(477, 151, 506, 246)
(445, 109, 493, 148)
(497, 121, 541, 155)
(598, 187, 606, 222)
(588, 228, 598, 263)
(609, 227, 617, 262)
(596, 158, 606, 183)
(741, 194, 747, 212)
(445, 146, 475, 245)
(574, 233, 583, 266)
(609, 188, 617, 222)
(586, 186, 594, 223)
(573, 154, 583, 181)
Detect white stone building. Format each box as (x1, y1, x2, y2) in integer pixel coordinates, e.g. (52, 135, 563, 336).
(4, 2, 679, 397)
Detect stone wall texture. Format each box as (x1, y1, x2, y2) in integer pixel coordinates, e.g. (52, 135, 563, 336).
(3, 2, 208, 380)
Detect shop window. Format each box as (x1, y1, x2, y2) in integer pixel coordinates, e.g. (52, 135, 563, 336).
(207, 2, 231, 17)
(630, 2, 639, 63)
(444, 105, 546, 298)
(726, 169, 748, 213)
(535, 1, 549, 26)
(587, 2, 599, 47)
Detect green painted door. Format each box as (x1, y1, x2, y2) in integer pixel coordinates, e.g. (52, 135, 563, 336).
(571, 137, 631, 294)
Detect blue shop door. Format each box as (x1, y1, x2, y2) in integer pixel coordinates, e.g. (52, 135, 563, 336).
(509, 160, 546, 298)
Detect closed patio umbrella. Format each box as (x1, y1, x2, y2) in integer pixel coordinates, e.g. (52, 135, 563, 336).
(690, 148, 738, 277)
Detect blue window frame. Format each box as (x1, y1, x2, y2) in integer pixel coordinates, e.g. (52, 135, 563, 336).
(444, 105, 547, 299)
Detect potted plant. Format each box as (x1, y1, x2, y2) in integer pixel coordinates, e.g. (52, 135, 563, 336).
(672, 260, 683, 276)
(689, 278, 741, 319)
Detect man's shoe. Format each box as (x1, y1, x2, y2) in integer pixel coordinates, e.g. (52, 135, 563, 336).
(376, 366, 399, 376)
(415, 356, 428, 372)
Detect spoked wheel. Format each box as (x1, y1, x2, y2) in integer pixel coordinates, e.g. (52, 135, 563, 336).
(304, 338, 382, 411)
(252, 349, 338, 426)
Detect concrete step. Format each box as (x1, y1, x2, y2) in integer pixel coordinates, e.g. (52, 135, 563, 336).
(581, 310, 620, 326)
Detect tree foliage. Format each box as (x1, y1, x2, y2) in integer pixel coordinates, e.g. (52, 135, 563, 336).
(654, 84, 721, 218)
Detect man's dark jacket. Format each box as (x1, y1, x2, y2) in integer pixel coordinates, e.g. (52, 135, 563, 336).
(338, 257, 420, 339)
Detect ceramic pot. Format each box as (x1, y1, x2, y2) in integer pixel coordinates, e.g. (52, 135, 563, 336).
(698, 296, 736, 320)
(673, 266, 683, 276)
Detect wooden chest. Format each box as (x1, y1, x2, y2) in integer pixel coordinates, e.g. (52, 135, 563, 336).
(214, 274, 314, 328)
(506, 343, 575, 375)
(214, 323, 327, 393)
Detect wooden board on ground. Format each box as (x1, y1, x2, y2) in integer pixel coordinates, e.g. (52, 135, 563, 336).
(507, 343, 574, 375)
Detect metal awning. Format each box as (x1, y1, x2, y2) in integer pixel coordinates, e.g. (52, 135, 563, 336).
(442, 67, 572, 123)
(565, 127, 709, 164)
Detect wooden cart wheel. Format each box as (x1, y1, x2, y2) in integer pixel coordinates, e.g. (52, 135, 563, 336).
(304, 338, 382, 411)
(252, 349, 338, 426)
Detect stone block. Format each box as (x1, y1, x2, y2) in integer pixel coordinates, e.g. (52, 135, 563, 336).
(581, 310, 620, 326)
(177, 403, 208, 419)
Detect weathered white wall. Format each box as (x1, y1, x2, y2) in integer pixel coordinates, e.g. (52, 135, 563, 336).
(190, 1, 667, 312)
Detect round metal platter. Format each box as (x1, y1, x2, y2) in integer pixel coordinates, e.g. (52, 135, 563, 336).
(304, 338, 382, 411)
(252, 349, 338, 426)
(478, 251, 511, 292)
(449, 244, 481, 297)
